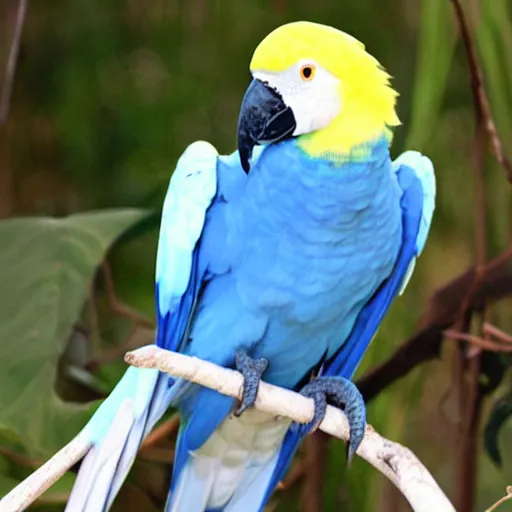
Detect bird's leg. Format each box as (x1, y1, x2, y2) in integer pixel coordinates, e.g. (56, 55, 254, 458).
(233, 349, 269, 416)
(293, 376, 366, 464)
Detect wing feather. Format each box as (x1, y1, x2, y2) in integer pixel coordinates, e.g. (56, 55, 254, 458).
(155, 140, 218, 351)
(66, 141, 219, 511)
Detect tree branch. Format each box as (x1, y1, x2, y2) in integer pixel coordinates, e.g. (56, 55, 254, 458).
(100, 261, 154, 328)
(300, 432, 328, 512)
(0, 432, 91, 511)
(448, 0, 512, 182)
(0, 346, 456, 512)
(139, 413, 180, 452)
(486, 486, 512, 512)
(124, 346, 455, 512)
(357, 246, 512, 403)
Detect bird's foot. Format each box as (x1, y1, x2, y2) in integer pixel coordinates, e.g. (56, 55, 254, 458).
(293, 376, 366, 464)
(233, 350, 269, 416)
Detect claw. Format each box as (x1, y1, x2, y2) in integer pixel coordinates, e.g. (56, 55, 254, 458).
(234, 350, 269, 416)
(294, 376, 366, 465)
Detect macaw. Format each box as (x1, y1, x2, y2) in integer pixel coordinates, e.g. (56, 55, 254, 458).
(65, 21, 435, 512)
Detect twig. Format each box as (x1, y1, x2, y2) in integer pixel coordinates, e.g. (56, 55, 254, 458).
(137, 447, 175, 464)
(444, 330, 512, 353)
(0, 0, 27, 127)
(278, 460, 306, 491)
(485, 486, 512, 512)
(483, 323, 512, 344)
(124, 345, 455, 512)
(457, 356, 483, 512)
(449, 0, 497, 508)
(0, 400, 138, 512)
(86, 325, 155, 371)
(101, 262, 154, 328)
(449, 0, 512, 182)
(0, 346, 457, 512)
(139, 413, 180, 452)
(300, 432, 328, 512)
(0, 432, 91, 511)
(0, 447, 42, 469)
(357, 246, 512, 403)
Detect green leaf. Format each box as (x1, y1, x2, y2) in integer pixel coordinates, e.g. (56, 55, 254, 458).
(484, 393, 512, 467)
(115, 209, 161, 248)
(0, 209, 149, 457)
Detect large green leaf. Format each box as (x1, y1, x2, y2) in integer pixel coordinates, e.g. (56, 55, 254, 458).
(0, 209, 149, 457)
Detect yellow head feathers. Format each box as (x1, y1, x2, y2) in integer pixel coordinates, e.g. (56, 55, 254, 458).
(251, 21, 367, 75)
(250, 22, 400, 158)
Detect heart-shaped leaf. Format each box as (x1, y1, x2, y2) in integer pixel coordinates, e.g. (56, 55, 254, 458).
(0, 209, 149, 457)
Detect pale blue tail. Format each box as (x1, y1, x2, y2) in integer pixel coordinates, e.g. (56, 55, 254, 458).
(66, 364, 176, 511)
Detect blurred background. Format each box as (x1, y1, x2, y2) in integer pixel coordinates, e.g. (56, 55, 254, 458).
(1, 0, 512, 510)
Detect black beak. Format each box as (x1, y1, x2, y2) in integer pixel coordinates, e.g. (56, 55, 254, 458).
(237, 78, 296, 173)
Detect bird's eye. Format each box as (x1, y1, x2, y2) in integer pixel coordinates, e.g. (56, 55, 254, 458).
(299, 64, 316, 81)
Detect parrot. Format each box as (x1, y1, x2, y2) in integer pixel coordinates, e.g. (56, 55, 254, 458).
(64, 20, 435, 512)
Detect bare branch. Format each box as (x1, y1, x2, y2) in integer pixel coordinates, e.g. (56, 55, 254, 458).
(357, 246, 512, 403)
(483, 323, 512, 344)
(139, 413, 180, 452)
(300, 432, 328, 512)
(0, 433, 91, 511)
(445, 330, 512, 353)
(449, 0, 512, 182)
(100, 262, 154, 328)
(0, 447, 42, 469)
(278, 460, 306, 491)
(486, 486, 512, 512)
(0, 400, 139, 512)
(0, 346, 456, 512)
(124, 346, 455, 512)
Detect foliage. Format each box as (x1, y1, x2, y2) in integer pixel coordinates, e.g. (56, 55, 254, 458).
(0, 210, 148, 457)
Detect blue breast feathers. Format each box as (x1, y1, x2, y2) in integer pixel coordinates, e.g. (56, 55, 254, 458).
(262, 147, 436, 504)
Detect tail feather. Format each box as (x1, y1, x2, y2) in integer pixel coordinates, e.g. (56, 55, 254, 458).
(67, 399, 135, 510)
(165, 453, 218, 512)
(224, 449, 280, 512)
(166, 408, 290, 512)
(66, 365, 177, 511)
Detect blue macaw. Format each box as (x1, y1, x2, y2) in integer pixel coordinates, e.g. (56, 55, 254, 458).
(65, 21, 435, 511)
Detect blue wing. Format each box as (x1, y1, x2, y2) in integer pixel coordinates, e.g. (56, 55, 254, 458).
(155, 140, 219, 354)
(323, 150, 436, 378)
(262, 150, 436, 504)
(65, 141, 220, 511)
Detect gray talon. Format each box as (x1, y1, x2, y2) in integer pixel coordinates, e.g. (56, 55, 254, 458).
(234, 350, 269, 416)
(296, 376, 366, 465)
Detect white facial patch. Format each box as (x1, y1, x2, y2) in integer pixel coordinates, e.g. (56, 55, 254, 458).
(252, 60, 341, 136)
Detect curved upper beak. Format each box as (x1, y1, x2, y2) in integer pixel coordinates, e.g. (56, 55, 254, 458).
(237, 78, 296, 173)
